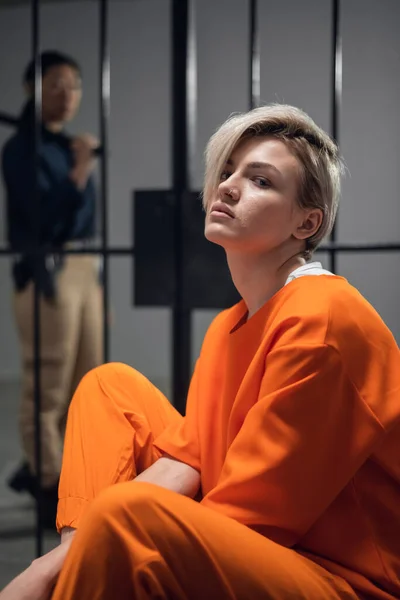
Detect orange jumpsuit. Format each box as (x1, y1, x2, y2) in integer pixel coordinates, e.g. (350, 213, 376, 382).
(53, 274, 400, 599)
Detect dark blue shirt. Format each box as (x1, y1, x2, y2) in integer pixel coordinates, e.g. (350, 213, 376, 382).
(2, 124, 96, 251)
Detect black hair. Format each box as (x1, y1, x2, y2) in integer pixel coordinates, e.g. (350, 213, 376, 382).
(19, 51, 81, 133)
(23, 50, 81, 86)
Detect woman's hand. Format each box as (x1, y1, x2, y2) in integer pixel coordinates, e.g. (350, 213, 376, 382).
(0, 565, 54, 600)
(0, 537, 73, 600)
(70, 133, 99, 190)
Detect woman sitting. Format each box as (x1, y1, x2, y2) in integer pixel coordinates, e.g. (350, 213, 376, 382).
(2, 103, 400, 600)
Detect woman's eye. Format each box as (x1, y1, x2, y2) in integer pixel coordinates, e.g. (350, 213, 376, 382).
(254, 177, 271, 188)
(220, 171, 231, 181)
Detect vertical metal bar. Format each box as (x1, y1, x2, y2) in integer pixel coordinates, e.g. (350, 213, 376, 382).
(186, 0, 197, 189)
(31, 0, 43, 557)
(99, 0, 110, 363)
(249, 0, 260, 109)
(171, 0, 191, 414)
(329, 0, 342, 274)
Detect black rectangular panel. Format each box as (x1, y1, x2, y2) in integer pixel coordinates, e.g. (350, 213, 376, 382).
(134, 190, 175, 306)
(182, 191, 240, 309)
(133, 190, 240, 309)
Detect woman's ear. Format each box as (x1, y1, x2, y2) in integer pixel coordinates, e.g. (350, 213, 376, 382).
(294, 208, 323, 241)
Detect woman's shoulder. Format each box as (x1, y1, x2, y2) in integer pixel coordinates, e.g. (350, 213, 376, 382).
(280, 274, 399, 355)
(287, 273, 386, 325)
(282, 270, 367, 316)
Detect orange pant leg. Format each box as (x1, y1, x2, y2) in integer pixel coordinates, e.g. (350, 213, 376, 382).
(56, 362, 182, 532)
(52, 482, 359, 600)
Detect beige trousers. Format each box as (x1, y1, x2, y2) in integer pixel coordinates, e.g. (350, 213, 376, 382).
(13, 255, 103, 487)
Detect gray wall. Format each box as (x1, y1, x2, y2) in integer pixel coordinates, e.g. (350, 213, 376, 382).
(0, 0, 399, 391)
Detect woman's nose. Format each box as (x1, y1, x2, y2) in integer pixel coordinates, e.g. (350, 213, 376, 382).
(218, 179, 239, 201)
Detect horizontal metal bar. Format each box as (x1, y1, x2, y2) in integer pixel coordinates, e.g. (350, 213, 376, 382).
(319, 242, 400, 252)
(0, 246, 135, 256)
(0, 242, 400, 259)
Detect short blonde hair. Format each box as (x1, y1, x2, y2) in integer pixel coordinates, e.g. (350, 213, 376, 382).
(203, 104, 345, 258)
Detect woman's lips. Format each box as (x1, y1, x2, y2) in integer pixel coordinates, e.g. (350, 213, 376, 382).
(210, 202, 235, 218)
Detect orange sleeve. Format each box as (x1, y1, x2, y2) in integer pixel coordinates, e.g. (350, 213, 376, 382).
(153, 360, 201, 472)
(200, 342, 385, 547)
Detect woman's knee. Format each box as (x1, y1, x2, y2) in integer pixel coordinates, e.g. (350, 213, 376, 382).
(69, 362, 172, 436)
(80, 362, 138, 387)
(86, 481, 165, 529)
(70, 362, 144, 411)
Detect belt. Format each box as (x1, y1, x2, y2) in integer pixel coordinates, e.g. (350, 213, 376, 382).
(63, 239, 94, 250)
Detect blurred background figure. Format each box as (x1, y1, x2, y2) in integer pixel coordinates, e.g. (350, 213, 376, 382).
(1, 51, 103, 528)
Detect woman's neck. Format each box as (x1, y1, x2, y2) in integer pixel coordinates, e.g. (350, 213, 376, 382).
(226, 248, 306, 319)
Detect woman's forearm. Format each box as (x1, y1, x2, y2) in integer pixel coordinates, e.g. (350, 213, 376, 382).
(59, 457, 199, 543)
(134, 456, 201, 498)
(61, 527, 76, 545)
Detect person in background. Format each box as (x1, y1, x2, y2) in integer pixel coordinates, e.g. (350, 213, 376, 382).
(1, 51, 103, 528)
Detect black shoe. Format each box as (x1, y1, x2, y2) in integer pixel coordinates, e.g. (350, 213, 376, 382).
(8, 463, 59, 530)
(7, 461, 36, 498)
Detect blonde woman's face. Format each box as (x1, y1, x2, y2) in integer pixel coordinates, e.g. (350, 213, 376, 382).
(204, 136, 306, 254)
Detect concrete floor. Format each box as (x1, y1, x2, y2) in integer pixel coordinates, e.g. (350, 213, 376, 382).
(0, 381, 58, 591)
